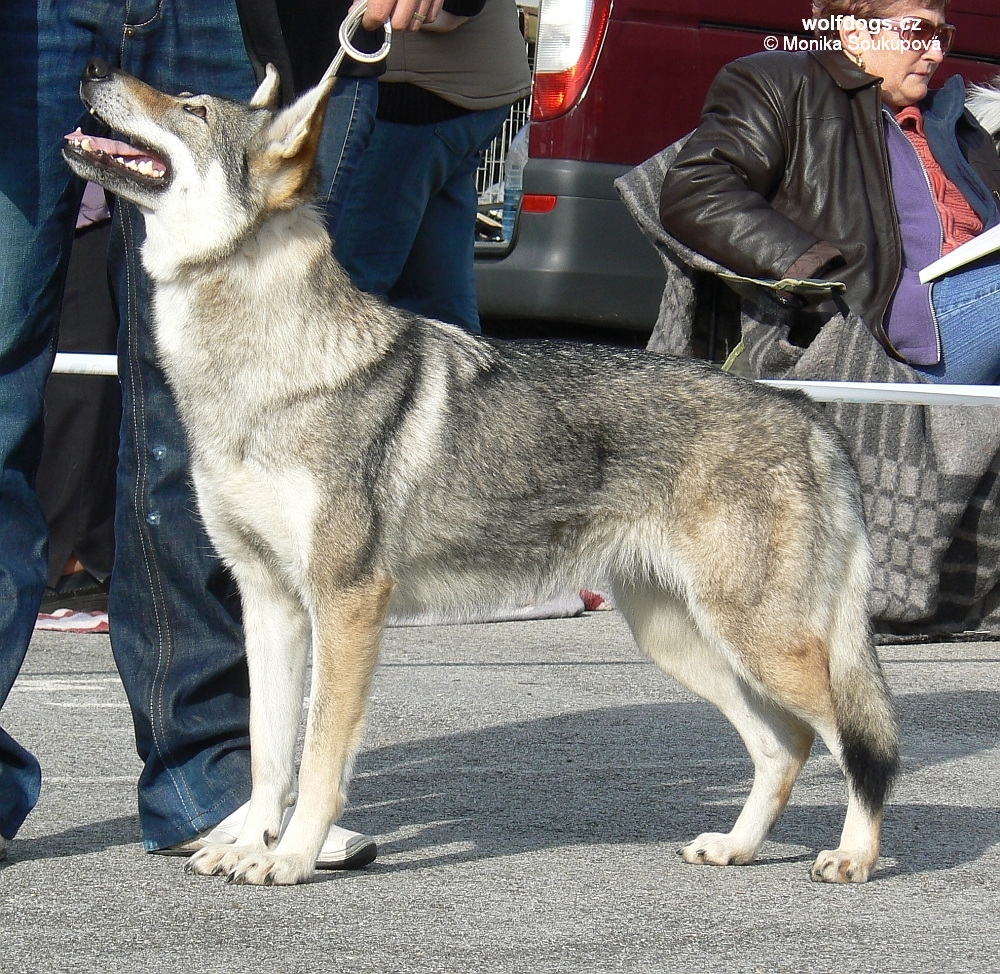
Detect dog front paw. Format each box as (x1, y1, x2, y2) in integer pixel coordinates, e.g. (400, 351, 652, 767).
(186, 842, 251, 878)
(225, 851, 315, 886)
(810, 848, 875, 883)
(680, 832, 756, 866)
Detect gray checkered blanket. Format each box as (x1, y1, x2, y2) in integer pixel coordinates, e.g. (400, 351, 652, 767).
(617, 145, 1000, 633)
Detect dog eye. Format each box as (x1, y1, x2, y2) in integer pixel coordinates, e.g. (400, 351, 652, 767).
(184, 104, 208, 120)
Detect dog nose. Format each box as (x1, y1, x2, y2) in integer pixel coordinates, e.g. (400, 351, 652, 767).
(83, 57, 111, 82)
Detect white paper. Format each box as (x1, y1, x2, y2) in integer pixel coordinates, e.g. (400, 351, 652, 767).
(919, 221, 1000, 283)
(716, 271, 846, 298)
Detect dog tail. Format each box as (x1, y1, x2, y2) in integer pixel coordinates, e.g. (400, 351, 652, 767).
(826, 532, 900, 814)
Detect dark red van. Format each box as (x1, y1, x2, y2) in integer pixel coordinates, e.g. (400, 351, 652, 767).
(475, 0, 1000, 333)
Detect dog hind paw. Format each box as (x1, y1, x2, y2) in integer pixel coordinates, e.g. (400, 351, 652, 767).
(679, 832, 756, 867)
(810, 848, 875, 883)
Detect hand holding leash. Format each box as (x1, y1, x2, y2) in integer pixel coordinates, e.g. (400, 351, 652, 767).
(360, 0, 446, 32)
(330, 0, 445, 91)
(324, 1, 394, 82)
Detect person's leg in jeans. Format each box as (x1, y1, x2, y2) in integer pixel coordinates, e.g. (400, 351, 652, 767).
(336, 104, 508, 332)
(0, 0, 121, 844)
(336, 119, 438, 299)
(914, 255, 1000, 385)
(320, 77, 379, 242)
(390, 107, 508, 332)
(104, 0, 263, 850)
(106, 0, 380, 850)
(0, 0, 377, 851)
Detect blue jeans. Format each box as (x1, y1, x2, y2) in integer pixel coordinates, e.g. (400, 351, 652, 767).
(915, 254, 1000, 384)
(336, 105, 510, 332)
(0, 0, 377, 846)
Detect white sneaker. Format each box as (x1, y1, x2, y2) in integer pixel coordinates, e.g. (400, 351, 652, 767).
(157, 802, 377, 869)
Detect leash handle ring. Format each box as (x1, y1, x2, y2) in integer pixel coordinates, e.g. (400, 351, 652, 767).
(336, 1, 393, 68)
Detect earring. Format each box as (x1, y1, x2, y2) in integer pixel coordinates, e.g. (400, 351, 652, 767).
(856, 53, 866, 72)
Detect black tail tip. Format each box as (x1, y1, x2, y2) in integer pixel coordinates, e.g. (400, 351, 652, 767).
(841, 732, 900, 813)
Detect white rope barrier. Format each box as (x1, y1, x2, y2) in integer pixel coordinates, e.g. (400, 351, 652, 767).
(52, 353, 118, 376)
(762, 379, 1000, 406)
(50, 355, 1000, 405)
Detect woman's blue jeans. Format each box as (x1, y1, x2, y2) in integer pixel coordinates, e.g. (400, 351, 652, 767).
(915, 254, 1000, 385)
(0, 0, 376, 847)
(336, 105, 510, 332)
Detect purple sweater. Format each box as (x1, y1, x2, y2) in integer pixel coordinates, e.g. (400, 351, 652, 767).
(882, 111, 943, 366)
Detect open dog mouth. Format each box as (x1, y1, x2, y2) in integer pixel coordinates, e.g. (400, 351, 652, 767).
(64, 127, 169, 184)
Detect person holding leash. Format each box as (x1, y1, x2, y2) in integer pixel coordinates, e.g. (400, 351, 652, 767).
(0, 0, 429, 865)
(337, 0, 530, 332)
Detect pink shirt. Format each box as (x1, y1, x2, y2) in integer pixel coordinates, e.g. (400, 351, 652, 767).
(896, 104, 983, 255)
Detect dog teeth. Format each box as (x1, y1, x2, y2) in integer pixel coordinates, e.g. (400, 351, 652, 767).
(111, 154, 166, 178)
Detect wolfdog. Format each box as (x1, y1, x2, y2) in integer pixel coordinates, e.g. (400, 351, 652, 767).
(64, 55, 899, 886)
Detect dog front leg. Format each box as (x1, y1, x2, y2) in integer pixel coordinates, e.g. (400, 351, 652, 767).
(224, 576, 392, 885)
(188, 563, 310, 879)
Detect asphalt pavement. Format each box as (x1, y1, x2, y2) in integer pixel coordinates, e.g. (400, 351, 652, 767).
(2, 612, 998, 973)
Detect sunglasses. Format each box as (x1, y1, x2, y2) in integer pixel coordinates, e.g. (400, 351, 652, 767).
(880, 17, 956, 56)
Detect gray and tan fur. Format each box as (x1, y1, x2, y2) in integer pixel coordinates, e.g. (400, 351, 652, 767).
(64, 57, 899, 886)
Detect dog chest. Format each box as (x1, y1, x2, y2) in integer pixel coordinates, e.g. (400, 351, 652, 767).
(193, 460, 320, 581)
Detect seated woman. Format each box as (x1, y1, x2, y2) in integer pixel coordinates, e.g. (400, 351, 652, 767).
(659, 0, 1000, 384)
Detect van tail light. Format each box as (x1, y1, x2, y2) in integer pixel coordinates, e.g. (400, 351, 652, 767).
(531, 0, 612, 122)
(521, 194, 558, 213)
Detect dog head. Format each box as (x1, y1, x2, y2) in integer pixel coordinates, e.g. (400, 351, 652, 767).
(62, 58, 335, 267)
(967, 74, 1000, 153)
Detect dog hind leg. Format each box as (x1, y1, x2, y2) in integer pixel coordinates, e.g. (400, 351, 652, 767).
(807, 559, 898, 883)
(224, 576, 393, 885)
(615, 583, 815, 867)
(808, 729, 886, 883)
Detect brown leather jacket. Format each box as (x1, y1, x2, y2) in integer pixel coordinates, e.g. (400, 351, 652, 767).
(659, 49, 1000, 359)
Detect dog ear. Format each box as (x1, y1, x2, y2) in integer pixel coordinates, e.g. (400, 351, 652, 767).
(253, 72, 337, 207)
(249, 63, 281, 109)
(264, 76, 335, 161)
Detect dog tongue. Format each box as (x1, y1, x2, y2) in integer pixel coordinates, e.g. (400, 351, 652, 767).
(64, 127, 146, 157)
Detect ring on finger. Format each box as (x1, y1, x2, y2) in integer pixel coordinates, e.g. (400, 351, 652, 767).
(411, 11, 426, 21)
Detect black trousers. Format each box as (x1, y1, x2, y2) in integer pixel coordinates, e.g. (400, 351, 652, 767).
(35, 219, 120, 588)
